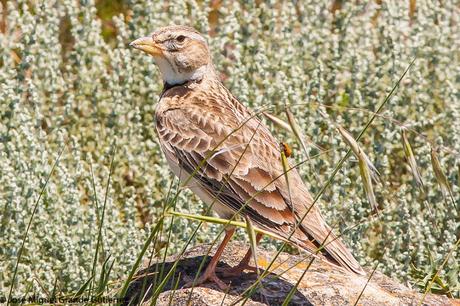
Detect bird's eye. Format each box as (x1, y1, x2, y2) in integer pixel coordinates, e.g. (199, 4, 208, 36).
(176, 35, 186, 42)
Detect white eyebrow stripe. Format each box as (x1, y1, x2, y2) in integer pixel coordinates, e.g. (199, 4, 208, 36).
(186, 32, 207, 43)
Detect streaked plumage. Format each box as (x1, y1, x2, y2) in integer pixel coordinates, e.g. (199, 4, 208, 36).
(131, 25, 365, 288)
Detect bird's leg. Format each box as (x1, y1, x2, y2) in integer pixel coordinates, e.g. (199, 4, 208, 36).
(184, 227, 235, 290)
(217, 233, 263, 277)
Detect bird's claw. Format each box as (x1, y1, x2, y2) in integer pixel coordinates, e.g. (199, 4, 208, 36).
(183, 271, 230, 291)
(216, 264, 257, 277)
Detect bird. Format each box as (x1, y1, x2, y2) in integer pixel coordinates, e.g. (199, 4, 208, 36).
(130, 25, 365, 289)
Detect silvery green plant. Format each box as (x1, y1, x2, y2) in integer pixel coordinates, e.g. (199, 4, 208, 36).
(0, 0, 458, 298)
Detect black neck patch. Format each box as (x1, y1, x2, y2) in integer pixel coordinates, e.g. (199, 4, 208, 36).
(160, 77, 203, 99)
(160, 80, 188, 99)
(163, 80, 187, 92)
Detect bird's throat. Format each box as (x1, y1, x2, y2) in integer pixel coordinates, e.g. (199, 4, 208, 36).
(155, 57, 210, 85)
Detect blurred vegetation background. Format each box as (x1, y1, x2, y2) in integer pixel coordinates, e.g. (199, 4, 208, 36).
(0, 0, 459, 299)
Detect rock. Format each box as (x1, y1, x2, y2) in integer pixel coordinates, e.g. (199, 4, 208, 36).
(123, 242, 458, 306)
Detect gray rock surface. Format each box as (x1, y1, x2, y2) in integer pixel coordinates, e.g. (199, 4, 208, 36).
(124, 242, 458, 305)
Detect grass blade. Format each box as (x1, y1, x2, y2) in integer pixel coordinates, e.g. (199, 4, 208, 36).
(338, 126, 380, 182)
(430, 147, 455, 206)
(50, 270, 61, 299)
(245, 216, 259, 274)
(119, 217, 164, 299)
(97, 255, 115, 295)
(353, 263, 378, 306)
(285, 107, 311, 160)
(138, 283, 153, 305)
(73, 276, 94, 298)
(338, 126, 379, 213)
(166, 272, 181, 306)
(281, 147, 293, 215)
(418, 237, 460, 305)
(6, 145, 65, 306)
(167, 211, 286, 241)
(264, 111, 323, 151)
(359, 156, 379, 214)
(263, 112, 292, 132)
(401, 129, 424, 189)
(89, 142, 116, 296)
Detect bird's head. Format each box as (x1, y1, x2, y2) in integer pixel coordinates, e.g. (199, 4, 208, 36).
(130, 25, 216, 86)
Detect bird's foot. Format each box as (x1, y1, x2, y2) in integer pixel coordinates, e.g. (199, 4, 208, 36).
(184, 270, 230, 291)
(216, 263, 257, 277)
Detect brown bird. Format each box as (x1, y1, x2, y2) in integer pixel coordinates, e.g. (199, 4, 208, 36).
(130, 25, 365, 289)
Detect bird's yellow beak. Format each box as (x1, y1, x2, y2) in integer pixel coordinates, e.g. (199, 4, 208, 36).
(129, 36, 162, 57)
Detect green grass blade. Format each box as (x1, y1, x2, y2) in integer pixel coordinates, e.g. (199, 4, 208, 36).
(338, 126, 380, 213)
(165, 272, 181, 306)
(88, 161, 101, 297)
(167, 211, 286, 241)
(119, 217, 165, 299)
(73, 276, 94, 298)
(138, 283, 153, 305)
(358, 155, 379, 214)
(156, 177, 181, 287)
(281, 227, 336, 306)
(97, 255, 115, 295)
(401, 129, 424, 189)
(430, 147, 456, 208)
(245, 216, 259, 274)
(285, 107, 310, 160)
(89, 142, 116, 297)
(281, 150, 293, 214)
(50, 270, 60, 299)
(418, 237, 460, 305)
(353, 263, 378, 306)
(263, 111, 323, 151)
(6, 145, 65, 306)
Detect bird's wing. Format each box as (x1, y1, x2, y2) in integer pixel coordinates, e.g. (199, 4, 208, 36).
(156, 93, 364, 275)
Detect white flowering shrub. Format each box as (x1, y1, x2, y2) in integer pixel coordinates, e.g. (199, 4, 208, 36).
(0, 0, 458, 298)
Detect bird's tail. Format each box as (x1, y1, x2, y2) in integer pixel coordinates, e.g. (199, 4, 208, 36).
(318, 231, 365, 275)
(292, 217, 365, 275)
